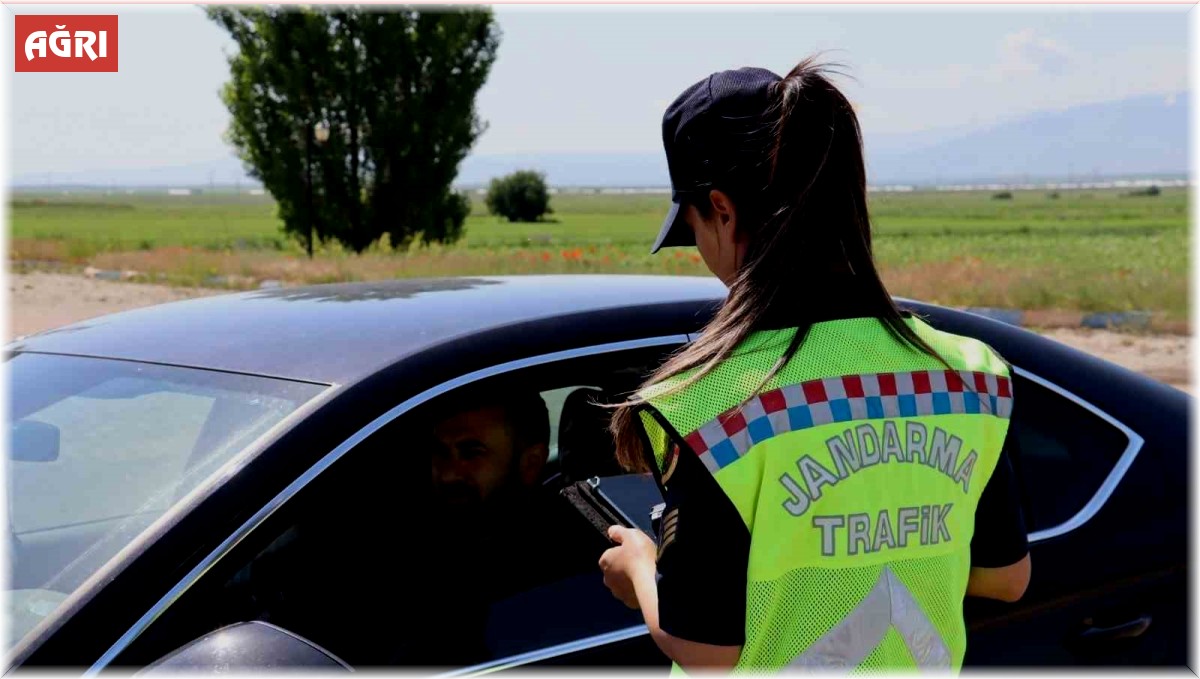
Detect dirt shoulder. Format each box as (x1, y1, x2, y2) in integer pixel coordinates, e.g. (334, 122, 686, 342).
(7, 272, 1191, 392)
(1037, 328, 1190, 391)
(8, 271, 219, 340)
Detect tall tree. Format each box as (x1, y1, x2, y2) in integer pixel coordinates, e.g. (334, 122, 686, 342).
(208, 6, 499, 254)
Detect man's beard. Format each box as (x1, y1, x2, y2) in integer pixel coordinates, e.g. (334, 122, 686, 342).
(433, 482, 484, 507)
(432, 452, 528, 528)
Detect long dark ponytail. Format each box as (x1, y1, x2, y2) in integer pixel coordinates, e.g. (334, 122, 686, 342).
(611, 57, 953, 471)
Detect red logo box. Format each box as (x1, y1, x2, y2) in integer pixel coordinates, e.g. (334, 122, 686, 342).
(16, 15, 118, 72)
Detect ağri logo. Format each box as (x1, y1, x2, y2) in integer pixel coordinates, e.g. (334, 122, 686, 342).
(15, 15, 118, 72)
(25, 24, 108, 61)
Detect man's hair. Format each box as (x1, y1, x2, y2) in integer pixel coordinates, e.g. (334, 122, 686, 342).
(499, 391, 550, 451)
(433, 388, 550, 452)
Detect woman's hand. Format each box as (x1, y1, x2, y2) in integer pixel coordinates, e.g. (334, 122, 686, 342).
(599, 525, 658, 609)
(599, 525, 742, 670)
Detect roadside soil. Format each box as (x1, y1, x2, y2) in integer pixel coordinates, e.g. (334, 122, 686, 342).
(9, 271, 220, 340)
(7, 272, 1191, 392)
(1038, 328, 1190, 391)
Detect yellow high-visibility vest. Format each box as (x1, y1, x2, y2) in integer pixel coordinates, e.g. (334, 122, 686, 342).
(639, 316, 1012, 672)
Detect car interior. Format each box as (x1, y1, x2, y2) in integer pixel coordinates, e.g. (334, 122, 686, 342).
(549, 386, 628, 487)
(112, 347, 677, 671)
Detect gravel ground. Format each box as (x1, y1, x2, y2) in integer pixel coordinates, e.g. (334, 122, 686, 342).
(8, 272, 220, 341)
(1039, 328, 1190, 390)
(7, 272, 1191, 392)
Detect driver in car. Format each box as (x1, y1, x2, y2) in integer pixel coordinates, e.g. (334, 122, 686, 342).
(416, 388, 595, 665)
(229, 388, 590, 671)
(429, 390, 552, 522)
(235, 388, 596, 668)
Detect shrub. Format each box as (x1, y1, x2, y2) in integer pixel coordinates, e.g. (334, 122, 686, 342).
(1125, 185, 1161, 197)
(486, 170, 553, 222)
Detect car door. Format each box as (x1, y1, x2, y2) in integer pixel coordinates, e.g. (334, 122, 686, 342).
(909, 305, 1189, 667)
(103, 337, 684, 672)
(962, 364, 1186, 666)
(527, 317, 1190, 669)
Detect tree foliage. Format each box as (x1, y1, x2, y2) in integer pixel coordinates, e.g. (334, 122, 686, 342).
(1125, 185, 1161, 197)
(208, 6, 499, 253)
(485, 170, 553, 223)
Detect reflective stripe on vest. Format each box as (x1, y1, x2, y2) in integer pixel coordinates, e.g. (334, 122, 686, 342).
(789, 567, 950, 670)
(682, 369, 1012, 475)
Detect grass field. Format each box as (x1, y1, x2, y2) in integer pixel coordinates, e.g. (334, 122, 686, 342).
(9, 187, 1189, 321)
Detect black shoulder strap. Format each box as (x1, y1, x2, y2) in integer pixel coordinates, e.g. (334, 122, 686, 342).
(634, 403, 696, 496)
(632, 403, 667, 493)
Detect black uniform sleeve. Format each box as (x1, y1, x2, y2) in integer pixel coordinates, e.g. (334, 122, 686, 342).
(639, 409, 749, 647)
(969, 425, 1030, 568)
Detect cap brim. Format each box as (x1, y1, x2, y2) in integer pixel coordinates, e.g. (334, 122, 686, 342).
(650, 199, 695, 254)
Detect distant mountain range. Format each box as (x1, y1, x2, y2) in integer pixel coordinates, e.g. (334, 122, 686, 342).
(864, 91, 1188, 185)
(13, 158, 257, 190)
(12, 91, 1187, 190)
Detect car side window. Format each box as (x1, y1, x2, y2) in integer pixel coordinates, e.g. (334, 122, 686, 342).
(543, 384, 600, 465)
(117, 345, 678, 671)
(1007, 370, 1136, 535)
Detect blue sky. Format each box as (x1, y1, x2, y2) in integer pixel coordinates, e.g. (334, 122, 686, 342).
(7, 4, 1190, 176)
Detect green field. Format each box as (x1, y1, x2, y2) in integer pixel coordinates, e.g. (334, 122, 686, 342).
(9, 187, 1190, 320)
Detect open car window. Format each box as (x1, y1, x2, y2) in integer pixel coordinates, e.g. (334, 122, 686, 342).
(113, 342, 682, 671)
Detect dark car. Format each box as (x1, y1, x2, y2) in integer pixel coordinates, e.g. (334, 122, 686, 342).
(5, 275, 1188, 672)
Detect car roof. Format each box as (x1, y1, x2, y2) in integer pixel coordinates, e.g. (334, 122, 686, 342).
(8, 275, 728, 385)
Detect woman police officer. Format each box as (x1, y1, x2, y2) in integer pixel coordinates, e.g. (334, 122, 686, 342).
(597, 59, 1032, 673)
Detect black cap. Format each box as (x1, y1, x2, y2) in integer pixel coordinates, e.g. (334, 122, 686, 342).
(651, 67, 782, 254)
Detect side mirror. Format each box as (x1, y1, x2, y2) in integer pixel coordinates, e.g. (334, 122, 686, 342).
(138, 621, 352, 673)
(11, 421, 60, 462)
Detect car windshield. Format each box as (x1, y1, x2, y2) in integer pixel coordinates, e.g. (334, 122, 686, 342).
(6, 352, 326, 651)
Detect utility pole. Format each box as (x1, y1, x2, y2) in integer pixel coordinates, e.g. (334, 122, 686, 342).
(305, 128, 314, 259)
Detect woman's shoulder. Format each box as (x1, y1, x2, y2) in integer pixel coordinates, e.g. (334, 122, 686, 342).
(907, 317, 1011, 375)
